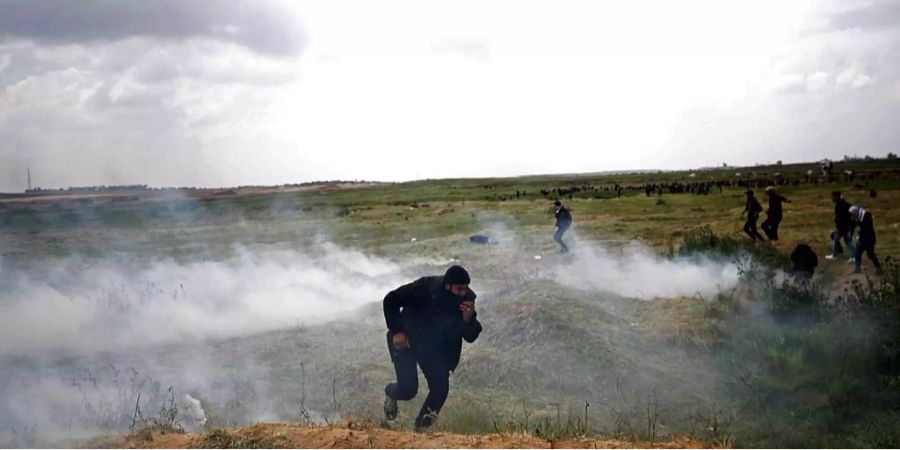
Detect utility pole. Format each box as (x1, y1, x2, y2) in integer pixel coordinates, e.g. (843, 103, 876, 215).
(27, 167, 32, 191)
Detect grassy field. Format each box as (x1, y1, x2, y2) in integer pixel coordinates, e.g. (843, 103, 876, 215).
(2, 157, 900, 448)
(3, 158, 900, 262)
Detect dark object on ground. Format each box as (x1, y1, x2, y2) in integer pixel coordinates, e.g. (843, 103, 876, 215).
(469, 235, 493, 245)
(870, 189, 878, 198)
(791, 244, 818, 279)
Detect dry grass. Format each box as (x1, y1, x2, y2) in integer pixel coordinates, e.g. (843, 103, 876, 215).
(92, 421, 714, 449)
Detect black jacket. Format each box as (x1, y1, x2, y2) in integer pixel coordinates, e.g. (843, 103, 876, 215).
(767, 195, 788, 218)
(858, 212, 877, 246)
(834, 199, 852, 232)
(383, 276, 483, 371)
(744, 197, 762, 217)
(555, 206, 572, 227)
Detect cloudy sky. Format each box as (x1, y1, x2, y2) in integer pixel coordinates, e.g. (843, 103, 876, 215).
(1, 0, 899, 191)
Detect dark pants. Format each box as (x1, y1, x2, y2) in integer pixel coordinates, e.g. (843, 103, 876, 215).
(554, 224, 570, 252)
(384, 332, 450, 429)
(855, 239, 882, 272)
(761, 215, 782, 240)
(743, 215, 764, 241)
(833, 227, 855, 256)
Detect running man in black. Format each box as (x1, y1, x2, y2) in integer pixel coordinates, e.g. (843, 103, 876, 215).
(382, 266, 483, 432)
(741, 190, 765, 241)
(827, 191, 855, 259)
(761, 186, 790, 241)
(553, 200, 572, 253)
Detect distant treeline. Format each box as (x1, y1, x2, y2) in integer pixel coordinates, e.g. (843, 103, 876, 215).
(21, 180, 379, 195)
(26, 184, 151, 194)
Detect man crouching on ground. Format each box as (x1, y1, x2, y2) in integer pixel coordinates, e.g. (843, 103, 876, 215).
(382, 265, 483, 432)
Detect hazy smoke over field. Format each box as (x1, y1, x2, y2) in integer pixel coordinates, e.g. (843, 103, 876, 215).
(0, 241, 421, 446)
(0, 229, 745, 447)
(470, 222, 740, 300)
(0, 242, 408, 355)
(556, 243, 740, 299)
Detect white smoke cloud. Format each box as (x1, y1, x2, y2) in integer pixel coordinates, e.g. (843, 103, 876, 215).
(181, 395, 207, 432)
(0, 226, 745, 447)
(0, 240, 425, 446)
(553, 241, 740, 299)
(0, 242, 409, 355)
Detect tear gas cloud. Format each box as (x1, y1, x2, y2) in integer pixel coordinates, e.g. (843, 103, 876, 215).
(555, 240, 740, 299)
(0, 227, 743, 447)
(0, 241, 413, 446)
(0, 220, 741, 362)
(0, 242, 407, 355)
(471, 223, 740, 300)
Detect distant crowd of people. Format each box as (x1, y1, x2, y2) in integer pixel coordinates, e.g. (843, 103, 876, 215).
(552, 184, 883, 276)
(741, 187, 882, 275)
(526, 161, 891, 275)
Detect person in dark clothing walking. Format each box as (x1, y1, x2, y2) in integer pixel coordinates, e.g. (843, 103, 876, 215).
(761, 186, 789, 241)
(553, 200, 572, 253)
(382, 265, 483, 432)
(741, 190, 765, 241)
(849, 206, 883, 275)
(827, 191, 855, 259)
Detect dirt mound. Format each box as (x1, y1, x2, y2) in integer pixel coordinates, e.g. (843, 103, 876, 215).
(89, 421, 711, 449)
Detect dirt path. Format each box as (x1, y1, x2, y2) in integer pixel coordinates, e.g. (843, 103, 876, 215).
(90, 422, 712, 449)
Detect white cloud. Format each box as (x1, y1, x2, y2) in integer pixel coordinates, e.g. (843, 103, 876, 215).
(766, 73, 808, 93)
(806, 71, 830, 91)
(1, 0, 899, 190)
(0, 0, 306, 56)
(0, 53, 10, 73)
(891, 80, 900, 101)
(0, 37, 312, 190)
(836, 68, 874, 88)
